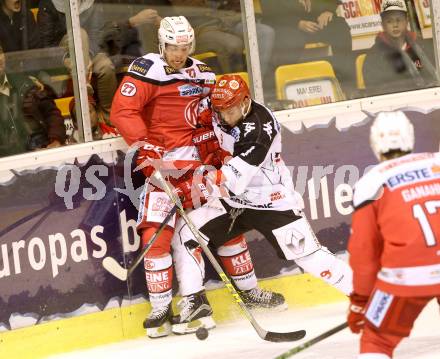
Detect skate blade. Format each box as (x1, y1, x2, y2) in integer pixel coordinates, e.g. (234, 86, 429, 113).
(172, 316, 216, 335)
(146, 321, 172, 338)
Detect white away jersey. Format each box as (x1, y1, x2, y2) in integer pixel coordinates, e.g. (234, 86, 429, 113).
(213, 100, 303, 211)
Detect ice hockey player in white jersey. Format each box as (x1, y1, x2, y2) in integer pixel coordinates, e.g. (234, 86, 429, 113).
(170, 75, 353, 329)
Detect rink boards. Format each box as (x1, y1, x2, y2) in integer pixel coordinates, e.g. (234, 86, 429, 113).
(0, 274, 346, 359)
(1, 88, 440, 358)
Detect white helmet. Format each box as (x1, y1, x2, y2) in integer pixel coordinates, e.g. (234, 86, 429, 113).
(370, 111, 414, 160)
(158, 16, 195, 57)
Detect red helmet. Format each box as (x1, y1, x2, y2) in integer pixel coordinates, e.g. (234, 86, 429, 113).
(211, 75, 250, 111)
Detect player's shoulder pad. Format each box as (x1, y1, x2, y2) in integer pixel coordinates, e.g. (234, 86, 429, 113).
(352, 164, 384, 209)
(127, 55, 154, 77)
(352, 153, 436, 209)
(191, 58, 215, 74)
(238, 101, 280, 145)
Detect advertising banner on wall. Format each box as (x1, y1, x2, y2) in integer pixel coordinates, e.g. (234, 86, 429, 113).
(0, 152, 146, 331)
(339, 0, 382, 38)
(244, 108, 440, 278)
(414, 0, 432, 38)
(1, 107, 439, 331)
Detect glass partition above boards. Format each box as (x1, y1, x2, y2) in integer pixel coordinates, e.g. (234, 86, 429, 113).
(0, 0, 82, 157)
(256, 0, 438, 111)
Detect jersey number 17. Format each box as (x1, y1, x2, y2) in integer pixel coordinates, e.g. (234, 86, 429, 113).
(412, 200, 440, 247)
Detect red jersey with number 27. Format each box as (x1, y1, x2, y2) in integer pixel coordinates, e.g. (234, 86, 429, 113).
(110, 53, 216, 168)
(349, 152, 440, 297)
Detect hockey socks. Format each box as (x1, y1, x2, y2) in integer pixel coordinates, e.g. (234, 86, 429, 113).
(143, 254, 173, 337)
(218, 237, 287, 310)
(218, 236, 257, 291)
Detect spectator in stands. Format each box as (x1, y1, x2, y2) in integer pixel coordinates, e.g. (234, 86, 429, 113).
(68, 94, 119, 141)
(94, 0, 170, 55)
(0, 0, 41, 52)
(37, 0, 117, 122)
(215, 0, 275, 76)
(0, 44, 66, 157)
(100, 9, 162, 63)
(363, 0, 438, 96)
(261, 0, 355, 96)
(169, 0, 244, 73)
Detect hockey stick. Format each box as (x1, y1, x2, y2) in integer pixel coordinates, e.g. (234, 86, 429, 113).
(102, 205, 178, 281)
(153, 170, 306, 343)
(274, 322, 348, 358)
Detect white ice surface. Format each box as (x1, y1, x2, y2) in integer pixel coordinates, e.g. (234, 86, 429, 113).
(49, 300, 439, 359)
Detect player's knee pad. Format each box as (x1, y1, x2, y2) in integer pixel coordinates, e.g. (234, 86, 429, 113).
(295, 247, 353, 295)
(217, 235, 257, 291)
(141, 226, 174, 257)
(172, 219, 205, 296)
(143, 254, 173, 308)
(271, 216, 321, 260)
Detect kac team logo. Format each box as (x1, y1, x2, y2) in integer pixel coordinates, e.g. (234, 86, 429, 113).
(184, 98, 199, 129)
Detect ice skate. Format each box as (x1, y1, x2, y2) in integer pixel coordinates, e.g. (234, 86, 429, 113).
(172, 290, 216, 334)
(241, 287, 288, 311)
(143, 303, 173, 338)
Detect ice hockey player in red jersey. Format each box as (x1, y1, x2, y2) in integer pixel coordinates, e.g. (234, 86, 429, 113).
(347, 111, 440, 359)
(110, 16, 284, 338)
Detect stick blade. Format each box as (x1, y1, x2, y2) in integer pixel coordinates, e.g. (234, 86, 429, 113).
(264, 329, 306, 342)
(102, 257, 128, 281)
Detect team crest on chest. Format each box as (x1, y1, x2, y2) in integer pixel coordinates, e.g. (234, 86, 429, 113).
(184, 98, 199, 128)
(185, 68, 196, 78)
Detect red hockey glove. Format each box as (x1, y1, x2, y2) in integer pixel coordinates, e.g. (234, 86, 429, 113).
(135, 138, 165, 178)
(193, 126, 219, 160)
(192, 126, 231, 168)
(348, 293, 369, 334)
(197, 97, 214, 127)
(173, 177, 210, 209)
